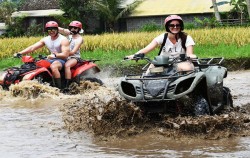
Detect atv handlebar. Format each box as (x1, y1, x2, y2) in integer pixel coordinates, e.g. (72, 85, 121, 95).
(13, 53, 22, 58)
(124, 53, 145, 61)
(124, 53, 188, 65)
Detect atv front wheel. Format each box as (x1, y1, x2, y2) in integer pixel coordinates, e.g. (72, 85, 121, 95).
(223, 86, 233, 108)
(194, 95, 210, 116)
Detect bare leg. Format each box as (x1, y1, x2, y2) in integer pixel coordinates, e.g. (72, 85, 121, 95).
(50, 61, 63, 89)
(65, 58, 77, 79)
(146, 64, 155, 75)
(50, 61, 63, 78)
(177, 61, 194, 72)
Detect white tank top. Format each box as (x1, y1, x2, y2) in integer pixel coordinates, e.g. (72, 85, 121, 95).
(44, 34, 67, 53)
(68, 35, 81, 58)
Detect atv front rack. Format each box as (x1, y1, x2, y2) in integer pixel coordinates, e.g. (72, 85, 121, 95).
(125, 70, 195, 81)
(194, 57, 224, 66)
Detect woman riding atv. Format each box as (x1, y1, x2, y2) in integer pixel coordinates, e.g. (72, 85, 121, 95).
(126, 15, 197, 74)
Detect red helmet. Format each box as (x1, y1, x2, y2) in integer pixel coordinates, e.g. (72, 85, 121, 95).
(69, 21, 82, 29)
(45, 21, 58, 28)
(164, 15, 184, 32)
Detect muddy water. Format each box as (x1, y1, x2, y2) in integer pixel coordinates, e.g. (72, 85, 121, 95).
(0, 70, 250, 158)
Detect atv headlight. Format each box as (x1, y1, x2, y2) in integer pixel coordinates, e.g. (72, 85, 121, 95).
(120, 81, 136, 97)
(149, 66, 164, 74)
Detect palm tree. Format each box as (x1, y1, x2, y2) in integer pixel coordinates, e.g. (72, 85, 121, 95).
(230, 0, 247, 23)
(212, 0, 222, 21)
(245, 0, 250, 18)
(92, 0, 141, 32)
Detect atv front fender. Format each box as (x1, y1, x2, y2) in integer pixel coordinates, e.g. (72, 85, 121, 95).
(205, 66, 227, 87)
(167, 72, 207, 99)
(118, 77, 144, 101)
(22, 67, 52, 80)
(204, 66, 227, 111)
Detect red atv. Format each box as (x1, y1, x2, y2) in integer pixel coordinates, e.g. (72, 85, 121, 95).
(0, 55, 102, 90)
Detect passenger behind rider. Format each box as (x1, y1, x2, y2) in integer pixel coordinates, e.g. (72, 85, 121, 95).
(126, 15, 196, 74)
(14, 21, 70, 89)
(58, 20, 84, 90)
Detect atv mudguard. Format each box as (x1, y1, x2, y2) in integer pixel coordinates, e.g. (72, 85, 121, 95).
(72, 62, 100, 83)
(166, 72, 207, 99)
(203, 65, 227, 112)
(22, 67, 53, 81)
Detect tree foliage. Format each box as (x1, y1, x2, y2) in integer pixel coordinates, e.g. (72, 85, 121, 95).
(0, 0, 17, 24)
(59, 0, 94, 29)
(230, 0, 248, 19)
(92, 0, 142, 32)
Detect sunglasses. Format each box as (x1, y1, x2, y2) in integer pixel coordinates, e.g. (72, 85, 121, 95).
(46, 27, 58, 32)
(169, 24, 181, 28)
(69, 26, 79, 30)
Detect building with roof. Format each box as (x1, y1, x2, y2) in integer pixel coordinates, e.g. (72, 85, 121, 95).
(11, 9, 64, 31)
(10, 0, 233, 33)
(11, 0, 63, 32)
(124, 0, 233, 31)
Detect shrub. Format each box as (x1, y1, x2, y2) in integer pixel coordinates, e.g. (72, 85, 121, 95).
(139, 22, 162, 32)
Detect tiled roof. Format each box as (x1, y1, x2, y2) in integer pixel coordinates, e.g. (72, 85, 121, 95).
(129, 0, 233, 17)
(11, 9, 64, 17)
(19, 0, 59, 11)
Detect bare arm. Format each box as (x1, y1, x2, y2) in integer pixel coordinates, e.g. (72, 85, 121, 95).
(126, 39, 159, 59)
(59, 39, 70, 59)
(69, 37, 83, 56)
(58, 27, 71, 36)
(18, 39, 45, 55)
(186, 45, 197, 58)
(49, 39, 70, 60)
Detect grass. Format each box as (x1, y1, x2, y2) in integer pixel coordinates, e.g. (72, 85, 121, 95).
(1, 43, 249, 71)
(1, 27, 250, 70)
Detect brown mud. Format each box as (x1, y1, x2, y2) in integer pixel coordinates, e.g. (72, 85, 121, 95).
(0, 70, 249, 141)
(58, 71, 250, 141)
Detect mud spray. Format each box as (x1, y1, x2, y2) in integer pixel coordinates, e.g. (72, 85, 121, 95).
(0, 71, 250, 141)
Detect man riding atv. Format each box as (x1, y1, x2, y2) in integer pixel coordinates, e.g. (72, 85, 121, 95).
(14, 21, 70, 89)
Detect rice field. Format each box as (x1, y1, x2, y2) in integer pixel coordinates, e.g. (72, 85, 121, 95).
(0, 27, 250, 60)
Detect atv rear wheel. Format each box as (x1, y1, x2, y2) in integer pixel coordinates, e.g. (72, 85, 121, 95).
(194, 95, 210, 116)
(81, 77, 103, 85)
(34, 74, 44, 84)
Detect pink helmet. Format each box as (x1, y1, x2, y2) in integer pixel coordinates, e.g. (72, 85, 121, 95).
(45, 21, 59, 28)
(164, 15, 184, 32)
(69, 21, 82, 29)
(69, 21, 84, 34)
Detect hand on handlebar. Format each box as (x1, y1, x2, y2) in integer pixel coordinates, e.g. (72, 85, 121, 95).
(124, 53, 145, 61)
(47, 54, 57, 59)
(188, 54, 197, 59)
(13, 53, 22, 58)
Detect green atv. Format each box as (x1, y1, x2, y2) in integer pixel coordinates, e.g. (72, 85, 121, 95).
(118, 54, 233, 116)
